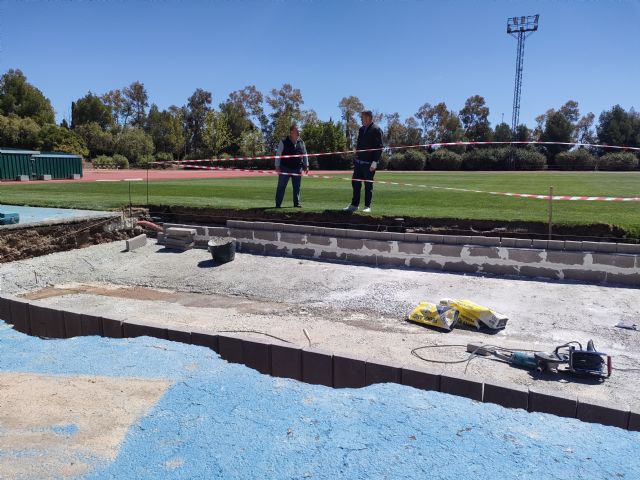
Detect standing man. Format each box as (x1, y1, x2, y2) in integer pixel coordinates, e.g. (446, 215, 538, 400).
(344, 110, 383, 213)
(275, 124, 309, 208)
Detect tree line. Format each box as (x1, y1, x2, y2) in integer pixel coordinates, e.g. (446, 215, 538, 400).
(0, 68, 638, 171)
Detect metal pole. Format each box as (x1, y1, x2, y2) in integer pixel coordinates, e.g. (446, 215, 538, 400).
(128, 180, 132, 219)
(548, 186, 553, 240)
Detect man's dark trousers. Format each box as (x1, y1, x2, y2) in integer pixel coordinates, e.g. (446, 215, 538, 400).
(275, 167, 302, 207)
(351, 161, 375, 208)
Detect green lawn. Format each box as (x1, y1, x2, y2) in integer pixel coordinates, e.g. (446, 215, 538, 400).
(1, 171, 639, 236)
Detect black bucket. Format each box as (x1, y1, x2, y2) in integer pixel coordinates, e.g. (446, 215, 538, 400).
(208, 237, 236, 264)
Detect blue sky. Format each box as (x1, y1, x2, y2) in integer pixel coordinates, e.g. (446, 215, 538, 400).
(1, 0, 639, 128)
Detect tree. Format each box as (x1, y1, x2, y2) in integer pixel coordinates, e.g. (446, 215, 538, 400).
(0, 69, 55, 125)
(301, 119, 349, 170)
(114, 128, 154, 165)
(384, 112, 406, 147)
(0, 114, 41, 149)
(459, 95, 492, 142)
(123, 81, 149, 127)
(266, 83, 304, 149)
(75, 122, 114, 158)
(71, 92, 113, 129)
(38, 124, 89, 157)
(540, 110, 574, 162)
(415, 102, 450, 144)
(575, 112, 596, 144)
(238, 129, 266, 158)
(404, 117, 422, 146)
(515, 124, 531, 142)
(145, 105, 185, 158)
(225, 85, 267, 130)
(184, 88, 212, 155)
(203, 110, 233, 156)
(338, 96, 364, 148)
(597, 105, 640, 150)
(494, 122, 512, 142)
(102, 89, 130, 127)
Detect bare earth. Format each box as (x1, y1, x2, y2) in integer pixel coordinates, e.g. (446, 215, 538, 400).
(1, 240, 638, 407)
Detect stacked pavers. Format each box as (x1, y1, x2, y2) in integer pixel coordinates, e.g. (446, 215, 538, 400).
(158, 227, 196, 251)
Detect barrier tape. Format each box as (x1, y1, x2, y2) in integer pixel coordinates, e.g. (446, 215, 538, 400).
(177, 164, 640, 202)
(154, 140, 640, 166)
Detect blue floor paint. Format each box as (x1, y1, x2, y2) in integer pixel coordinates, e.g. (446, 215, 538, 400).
(0, 321, 638, 480)
(0, 204, 112, 226)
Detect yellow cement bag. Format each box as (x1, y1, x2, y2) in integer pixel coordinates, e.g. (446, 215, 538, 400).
(439, 299, 508, 330)
(408, 302, 459, 331)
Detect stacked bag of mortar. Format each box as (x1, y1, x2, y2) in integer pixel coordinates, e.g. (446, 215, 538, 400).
(157, 227, 196, 251)
(408, 298, 508, 332)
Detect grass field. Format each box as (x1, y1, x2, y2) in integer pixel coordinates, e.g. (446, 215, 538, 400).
(1, 171, 639, 236)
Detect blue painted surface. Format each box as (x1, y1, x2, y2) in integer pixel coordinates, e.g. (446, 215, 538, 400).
(0, 321, 638, 480)
(0, 204, 112, 226)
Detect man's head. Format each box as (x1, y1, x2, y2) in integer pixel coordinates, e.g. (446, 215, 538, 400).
(289, 124, 300, 142)
(360, 110, 373, 127)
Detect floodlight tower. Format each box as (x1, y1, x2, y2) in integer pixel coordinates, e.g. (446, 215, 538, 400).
(507, 14, 539, 137)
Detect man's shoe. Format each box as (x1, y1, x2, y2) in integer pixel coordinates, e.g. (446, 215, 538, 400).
(363, 207, 371, 213)
(294, 204, 302, 208)
(343, 205, 358, 212)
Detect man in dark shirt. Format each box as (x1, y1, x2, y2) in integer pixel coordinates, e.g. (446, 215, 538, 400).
(344, 110, 383, 213)
(275, 124, 309, 208)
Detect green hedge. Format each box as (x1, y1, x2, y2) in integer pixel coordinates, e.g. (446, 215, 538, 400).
(427, 149, 463, 170)
(554, 149, 597, 170)
(596, 152, 639, 171)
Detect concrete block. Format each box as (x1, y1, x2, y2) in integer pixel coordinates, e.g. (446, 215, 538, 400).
(333, 355, 366, 388)
(253, 221, 275, 231)
(63, 310, 83, 338)
(346, 253, 377, 265)
(123, 321, 168, 340)
(616, 243, 640, 254)
(442, 261, 479, 274)
(271, 343, 302, 380)
(562, 269, 606, 283)
(306, 234, 331, 246)
(577, 397, 630, 429)
(319, 251, 347, 261)
(408, 257, 443, 270)
(156, 233, 166, 244)
(238, 242, 265, 255)
(167, 327, 191, 344)
(207, 226, 231, 237)
(529, 388, 577, 418)
(345, 228, 366, 239)
(397, 242, 425, 255)
(507, 248, 543, 263)
(386, 232, 406, 242)
(312, 226, 327, 236)
(242, 338, 271, 374)
(518, 266, 560, 280)
(429, 244, 463, 257)
(532, 239, 548, 250)
(362, 231, 392, 241)
(500, 237, 518, 247)
(417, 234, 443, 244)
(125, 234, 147, 252)
(376, 256, 406, 267)
(468, 246, 500, 259)
(403, 233, 419, 242)
(284, 224, 314, 234)
(365, 360, 401, 386)
(38, 174, 52, 180)
(483, 382, 528, 410)
(591, 253, 635, 268)
(469, 236, 501, 247)
(546, 240, 565, 250)
(581, 241, 608, 252)
(514, 238, 533, 248)
(226, 220, 252, 229)
(546, 251, 586, 266)
(453, 236, 473, 245)
(481, 264, 520, 277)
(363, 239, 391, 252)
(29, 304, 65, 338)
(401, 366, 440, 391)
(564, 241, 583, 251)
(166, 227, 197, 237)
(442, 235, 459, 245)
(605, 272, 640, 287)
(253, 230, 278, 241)
(228, 228, 253, 240)
(263, 243, 288, 255)
(17, 175, 29, 181)
(629, 408, 640, 431)
(9, 297, 30, 334)
(279, 232, 305, 244)
(191, 331, 219, 352)
(102, 317, 123, 338)
(323, 228, 347, 238)
(0, 295, 12, 324)
(337, 238, 364, 249)
(218, 335, 243, 364)
(291, 248, 316, 258)
(80, 314, 103, 336)
(594, 242, 617, 253)
(69, 173, 81, 180)
(302, 348, 333, 387)
(440, 373, 483, 401)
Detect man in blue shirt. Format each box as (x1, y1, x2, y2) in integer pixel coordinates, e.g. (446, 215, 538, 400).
(275, 124, 309, 208)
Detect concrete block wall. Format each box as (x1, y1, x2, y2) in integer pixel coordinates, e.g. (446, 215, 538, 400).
(0, 293, 636, 431)
(174, 220, 640, 286)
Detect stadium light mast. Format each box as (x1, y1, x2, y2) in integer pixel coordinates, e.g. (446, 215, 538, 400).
(507, 14, 539, 138)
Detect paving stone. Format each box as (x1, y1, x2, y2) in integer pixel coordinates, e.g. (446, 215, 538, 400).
(401, 366, 440, 391)
(365, 360, 401, 386)
(279, 232, 305, 244)
(271, 343, 302, 380)
(507, 248, 543, 263)
(429, 244, 463, 257)
(218, 336, 243, 364)
(546, 251, 586, 266)
(126, 234, 147, 252)
(468, 246, 500, 259)
(337, 238, 364, 249)
(191, 331, 219, 352)
(529, 388, 577, 419)
(577, 397, 630, 429)
(123, 321, 168, 340)
(397, 242, 425, 255)
(305, 234, 331, 246)
(333, 355, 366, 388)
(165, 227, 197, 237)
(242, 338, 271, 374)
(363, 239, 391, 252)
(591, 253, 635, 268)
(63, 310, 83, 338)
(483, 382, 528, 410)
(440, 373, 483, 401)
(302, 348, 333, 387)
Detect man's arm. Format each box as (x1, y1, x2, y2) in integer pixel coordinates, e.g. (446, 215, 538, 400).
(370, 126, 384, 170)
(275, 140, 284, 171)
(300, 140, 309, 172)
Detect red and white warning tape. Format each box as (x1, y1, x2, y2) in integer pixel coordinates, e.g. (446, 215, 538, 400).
(177, 164, 640, 202)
